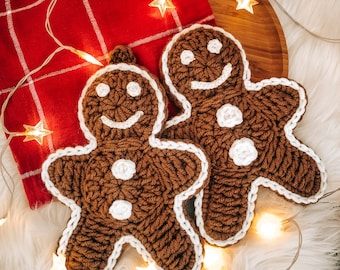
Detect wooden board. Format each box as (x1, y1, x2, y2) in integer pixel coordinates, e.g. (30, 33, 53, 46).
(208, 0, 288, 82)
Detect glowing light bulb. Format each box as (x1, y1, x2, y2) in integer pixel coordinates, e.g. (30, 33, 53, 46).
(70, 48, 103, 66)
(136, 262, 158, 270)
(0, 218, 7, 226)
(236, 0, 258, 14)
(203, 244, 226, 269)
(149, 0, 175, 17)
(13, 120, 53, 145)
(51, 253, 66, 270)
(256, 213, 282, 239)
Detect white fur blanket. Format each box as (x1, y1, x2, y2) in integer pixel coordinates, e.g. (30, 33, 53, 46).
(1, 0, 339, 269)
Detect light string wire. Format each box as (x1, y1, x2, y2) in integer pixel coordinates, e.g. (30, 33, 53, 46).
(0, 0, 101, 204)
(272, 0, 340, 43)
(283, 187, 340, 269)
(282, 216, 302, 270)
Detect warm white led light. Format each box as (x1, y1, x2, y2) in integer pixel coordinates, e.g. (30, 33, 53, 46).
(51, 253, 66, 270)
(136, 262, 158, 270)
(12, 120, 53, 145)
(256, 213, 282, 239)
(149, 0, 176, 17)
(0, 218, 7, 226)
(236, 0, 259, 14)
(203, 244, 226, 269)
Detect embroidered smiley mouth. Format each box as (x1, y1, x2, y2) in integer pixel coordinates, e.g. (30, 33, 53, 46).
(101, 111, 144, 129)
(191, 63, 232, 90)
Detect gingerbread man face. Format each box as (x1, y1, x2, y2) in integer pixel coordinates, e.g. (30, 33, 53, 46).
(162, 24, 244, 111)
(42, 47, 210, 270)
(82, 63, 162, 143)
(161, 24, 327, 246)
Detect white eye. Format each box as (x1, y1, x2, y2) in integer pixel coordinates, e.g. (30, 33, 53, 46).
(96, 83, 110, 97)
(207, 39, 222, 54)
(180, 50, 195, 65)
(127, 81, 142, 97)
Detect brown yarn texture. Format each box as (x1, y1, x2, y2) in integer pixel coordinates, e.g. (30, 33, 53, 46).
(162, 27, 322, 242)
(46, 48, 208, 269)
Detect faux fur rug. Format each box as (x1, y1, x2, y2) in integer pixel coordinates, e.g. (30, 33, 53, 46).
(1, 0, 339, 269)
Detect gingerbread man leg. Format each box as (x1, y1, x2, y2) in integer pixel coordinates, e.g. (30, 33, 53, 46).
(134, 206, 200, 270)
(65, 215, 124, 270)
(197, 174, 250, 242)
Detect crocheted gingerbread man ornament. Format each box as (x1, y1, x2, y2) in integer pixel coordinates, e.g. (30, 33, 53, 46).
(161, 24, 327, 246)
(41, 46, 209, 269)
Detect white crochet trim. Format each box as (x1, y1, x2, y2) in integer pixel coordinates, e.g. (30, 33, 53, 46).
(41, 63, 208, 269)
(191, 63, 232, 90)
(161, 24, 327, 247)
(101, 111, 144, 129)
(105, 235, 161, 270)
(229, 137, 258, 166)
(109, 200, 133, 220)
(111, 159, 136, 180)
(216, 103, 243, 128)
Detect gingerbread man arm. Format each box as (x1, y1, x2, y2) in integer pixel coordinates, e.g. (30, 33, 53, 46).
(248, 82, 301, 127)
(44, 153, 89, 203)
(247, 81, 324, 196)
(163, 117, 194, 143)
(149, 140, 209, 195)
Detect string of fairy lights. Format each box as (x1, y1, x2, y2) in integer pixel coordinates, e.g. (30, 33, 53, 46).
(1, 0, 339, 270)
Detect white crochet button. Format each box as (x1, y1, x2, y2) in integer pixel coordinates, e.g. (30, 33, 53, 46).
(96, 83, 110, 97)
(127, 81, 142, 97)
(112, 159, 136, 180)
(229, 138, 258, 166)
(207, 39, 222, 54)
(180, 50, 195, 65)
(216, 104, 243, 128)
(109, 200, 132, 220)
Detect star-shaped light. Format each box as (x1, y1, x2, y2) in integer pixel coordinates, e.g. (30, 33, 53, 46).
(149, 0, 175, 17)
(21, 120, 53, 145)
(236, 0, 259, 14)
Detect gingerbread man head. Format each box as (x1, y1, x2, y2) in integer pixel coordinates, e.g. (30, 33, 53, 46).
(81, 47, 166, 143)
(161, 24, 327, 246)
(161, 24, 247, 115)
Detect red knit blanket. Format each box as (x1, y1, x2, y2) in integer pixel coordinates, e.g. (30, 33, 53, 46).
(0, 0, 214, 208)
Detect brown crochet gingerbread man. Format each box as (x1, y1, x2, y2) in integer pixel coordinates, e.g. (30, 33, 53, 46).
(161, 24, 327, 246)
(41, 46, 209, 269)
